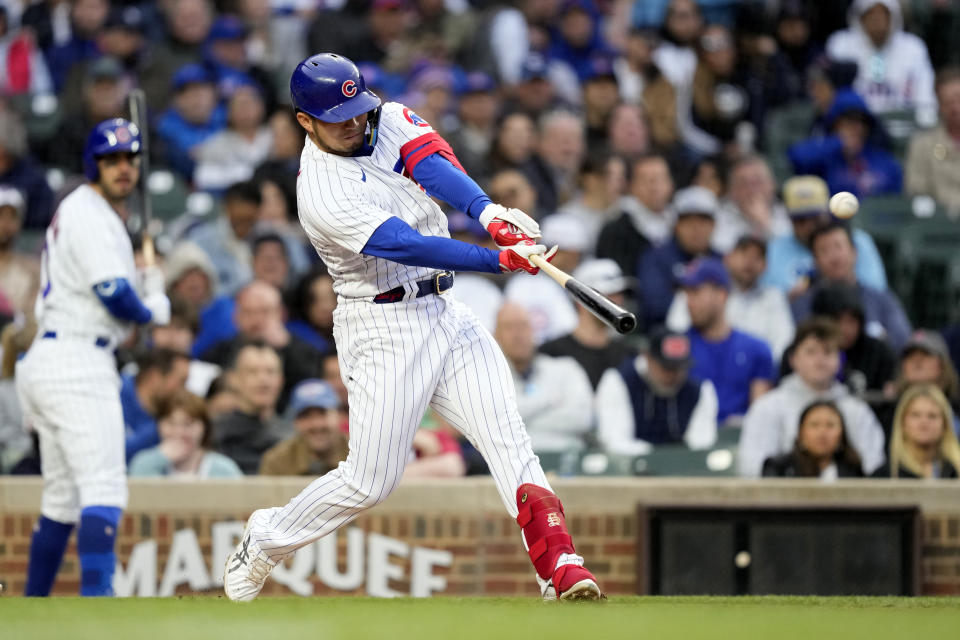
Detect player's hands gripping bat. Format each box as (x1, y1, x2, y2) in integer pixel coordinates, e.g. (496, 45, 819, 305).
(127, 88, 154, 266)
(529, 253, 637, 335)
(480, 203, 541, 248)
(138, 265, 170, 325)
(499, 243, 558, 274)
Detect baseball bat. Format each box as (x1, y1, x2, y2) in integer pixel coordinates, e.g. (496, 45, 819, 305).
(529, 254, 638, 335)
(128, 89, 154, 266)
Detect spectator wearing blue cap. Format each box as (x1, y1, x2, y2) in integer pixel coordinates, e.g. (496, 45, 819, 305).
(204, 15, 276, 114)
(547, 1, 615, 83)
(788, 88, 902, 198)
(139, 0, 214, 112)
(501, 53, 562, 117)
(596, 327, 718, 455)
(259, 380, 348, 476)
(681, 257, 776, 424)
(637, 186, 720, 329)
(667, 235, 795, 362)
(156, 63, 228, 178)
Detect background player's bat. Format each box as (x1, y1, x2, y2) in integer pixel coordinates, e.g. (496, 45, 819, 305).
(127, 88, 154, 266)
(529, 254, 637, 335)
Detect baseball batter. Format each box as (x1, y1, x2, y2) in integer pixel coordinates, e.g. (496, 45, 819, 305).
(225, 54, 602, 602)
(17, 118, 171, 597)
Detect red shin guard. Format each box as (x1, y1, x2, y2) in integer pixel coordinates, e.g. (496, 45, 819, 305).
(515, 484, 575, 580)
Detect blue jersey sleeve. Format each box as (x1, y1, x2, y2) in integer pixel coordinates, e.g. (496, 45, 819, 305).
(410, 153, 492, 219)
(93, 278, 153, 324)
(362, 216, 501, 273)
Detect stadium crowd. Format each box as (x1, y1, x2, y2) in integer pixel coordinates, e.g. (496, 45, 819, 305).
(1, 0, 960, 482)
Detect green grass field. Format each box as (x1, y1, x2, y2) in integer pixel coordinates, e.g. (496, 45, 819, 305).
(4, 596, 959, 640)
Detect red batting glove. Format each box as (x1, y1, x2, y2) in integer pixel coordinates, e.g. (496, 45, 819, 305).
(499, 244, 558, 275)
(479, 203, 541, 249)
(487, 219, 536, 248)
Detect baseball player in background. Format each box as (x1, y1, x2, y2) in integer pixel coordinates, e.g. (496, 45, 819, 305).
(225, 53, 602, 602)
(17, 118, 171, 596)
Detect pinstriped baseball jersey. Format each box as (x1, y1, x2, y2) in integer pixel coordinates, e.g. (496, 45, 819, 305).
(36, 184, 137, 342)
(296, 102, 450, 299)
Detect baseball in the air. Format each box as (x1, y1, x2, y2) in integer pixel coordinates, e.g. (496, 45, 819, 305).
(829, 191, 860, 219)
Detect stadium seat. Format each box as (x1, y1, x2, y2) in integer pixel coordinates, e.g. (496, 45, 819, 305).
(895, 217, 960, 327)
(148, 170, 189, 222)
(8, 93, 61, 144)
(764, 101, 815, 183)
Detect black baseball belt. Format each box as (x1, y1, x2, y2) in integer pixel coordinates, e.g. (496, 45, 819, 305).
(373, 271, 454, 304)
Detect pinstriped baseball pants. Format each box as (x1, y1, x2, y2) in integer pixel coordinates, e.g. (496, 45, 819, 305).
(256, 293, 550, 557)
(15, 338, 128, 523)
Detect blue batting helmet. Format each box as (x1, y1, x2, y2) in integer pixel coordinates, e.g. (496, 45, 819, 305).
(83, 118, 142, 182)
(290, 53, 382, 123)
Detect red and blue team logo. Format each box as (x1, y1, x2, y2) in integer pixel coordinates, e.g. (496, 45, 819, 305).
(342, 80, 358, 97)
(115, 125, 131, 143)
(402, 107, 430, 127)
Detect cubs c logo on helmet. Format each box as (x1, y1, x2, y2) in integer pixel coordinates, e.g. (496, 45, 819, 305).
(341, 80, 358, 97)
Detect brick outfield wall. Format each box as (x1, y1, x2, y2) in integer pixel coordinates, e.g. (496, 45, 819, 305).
(0, 511, 638, 597)
(0, 478, 958, 597)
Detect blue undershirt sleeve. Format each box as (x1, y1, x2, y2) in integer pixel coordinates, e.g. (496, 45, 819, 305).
(93, 278, 153, 324)
(362, 216, 501, 274)
(410, 153, 492, 219)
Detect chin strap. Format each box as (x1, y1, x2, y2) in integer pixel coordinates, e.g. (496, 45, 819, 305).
(366, 106, 382, 148)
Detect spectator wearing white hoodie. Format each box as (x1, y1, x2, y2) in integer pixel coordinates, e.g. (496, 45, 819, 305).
(738, 318, 886, 477)
(826, 0, 936, 115)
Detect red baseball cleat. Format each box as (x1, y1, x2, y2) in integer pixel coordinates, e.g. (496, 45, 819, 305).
(553, 564, 603, 601)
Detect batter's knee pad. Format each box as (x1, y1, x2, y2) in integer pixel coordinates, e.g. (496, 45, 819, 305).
(515, 484, 575, 580)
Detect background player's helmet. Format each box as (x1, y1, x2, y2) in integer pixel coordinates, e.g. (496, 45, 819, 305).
(83, 118, 142, 182)
(290, 53, 382, 124)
